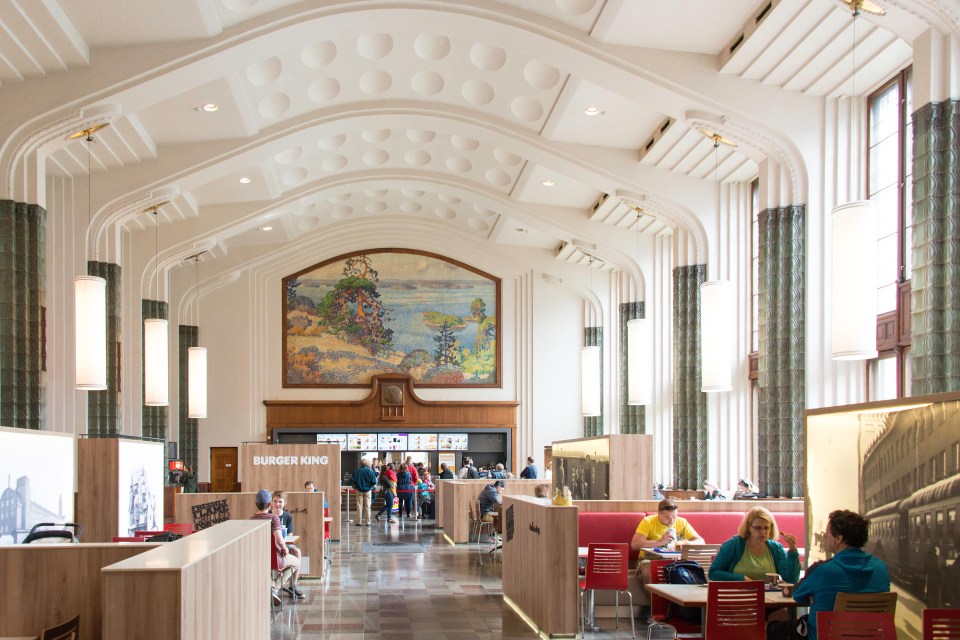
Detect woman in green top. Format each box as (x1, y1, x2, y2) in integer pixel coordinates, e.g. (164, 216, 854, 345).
(708, 507, 800, 583)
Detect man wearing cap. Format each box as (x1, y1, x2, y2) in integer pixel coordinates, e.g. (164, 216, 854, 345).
(251, 488, 303, 605)
(631, 498, 705, 585)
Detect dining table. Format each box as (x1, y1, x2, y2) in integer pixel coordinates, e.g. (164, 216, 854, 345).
(646, 582, 800, 627)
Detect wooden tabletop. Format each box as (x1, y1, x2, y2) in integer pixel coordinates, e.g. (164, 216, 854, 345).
(645, 583, 799, 608)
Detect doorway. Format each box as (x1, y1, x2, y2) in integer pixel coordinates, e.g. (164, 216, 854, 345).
(210, 447, 238, 492)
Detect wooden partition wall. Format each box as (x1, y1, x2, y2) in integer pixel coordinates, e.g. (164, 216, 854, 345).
(574, 499, 804, 513)
(102, 520, 269, 640)
(239, 443, 341, 540)
(552, 434, 654, 500)
(437, 479, 548, 542)
(502, 496, 579, 636)
(0, 542, 157, 638)
(175, 491, 325, 577)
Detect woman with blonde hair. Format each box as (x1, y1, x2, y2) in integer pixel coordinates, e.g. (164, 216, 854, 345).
(708, 507, 800, 583)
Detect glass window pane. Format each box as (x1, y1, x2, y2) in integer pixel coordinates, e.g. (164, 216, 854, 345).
(904, 224, 913, 280)
(869, 134, 899, 191)
(869, 356, 898, 401)
(870, 83, 899, 144)
(877, 283, 897, 314)
(877, 234, 898, 285)
(873, 185, 898, 237)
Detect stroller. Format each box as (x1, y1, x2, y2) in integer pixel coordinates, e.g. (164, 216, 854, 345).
(22, 522, 83, 544)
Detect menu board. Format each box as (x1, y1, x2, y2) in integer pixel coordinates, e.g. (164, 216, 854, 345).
(348, 434, 378, 450)
(316, 434, 347, 449)
(377, 433, 408, 451)
(438, 433, 468, 450)
(408, 433, 438, 450)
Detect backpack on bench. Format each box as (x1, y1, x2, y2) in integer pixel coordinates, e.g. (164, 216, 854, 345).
(663, 560, 707, 621)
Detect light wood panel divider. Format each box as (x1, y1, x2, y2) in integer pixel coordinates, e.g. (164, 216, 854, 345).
(574, 499, 804, 513)
(175, 491, 325, 577)
(77, 438, 121, 542)
(502, 496, 579, 636)
(101, 520, 268, 640)
(437, 479, 548, 542)
(239, 443, 341, 540)
(0, 542, 157, 639)
(552, 434, 653, 500)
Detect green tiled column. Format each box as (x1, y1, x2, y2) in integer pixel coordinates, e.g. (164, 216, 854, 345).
(619, 301, 646, 434)
(758, 205, 805, 497)
(583, 327, 603, 437)
(142, 299, 168, 439)
(912, 100, 960, 396)
(178, 325, 199, 472)
(672, 264, 706, 488)
(0, 200, 46, 430)
(87, 261, 121, 436)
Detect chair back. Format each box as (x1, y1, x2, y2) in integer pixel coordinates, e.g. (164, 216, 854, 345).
(817, 611, 897, 639)
(40, 613, 80, 640)
(112, 536, 148, 542)
(164, 522, 194, 536)
(681, 543, 721, 572)
(583, 543, 629, 591)
(925, 608, 960, 639)
(648, 559, 673, 619)
(269, 535, 280, 572)
(833, 591, 898, 613)
(705, 580, 765, 640)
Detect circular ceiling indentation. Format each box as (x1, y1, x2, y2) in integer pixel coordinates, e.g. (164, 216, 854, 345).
(411, 70, 445, 96)
(317, 133, 346, 150)
(301, 41, 337, 68)
(400, 201, 422, 213)
(446, 156, 472, 172)
(259, 93, 291, 119)
(307, 77, 341, 102)
(451, 135, 479, 151)
(461, 79, 494, 105)
(361, 129, 391, 144)
(359, 69, 393, 95)
(247, 56, 282, 86)
(485, 168, 511, 187)
(511, 96, 544, 122)
(402, 188, 425, 197)
(469, 43, 506, 71)
(438, 194, 461, 205)
(407, 129, 436, 144)
(357, 34, 394, 59)
(468, 217, 490, 232)
(363, 149, 389, 166)
(413, 33, 451, 60)
(328, 193, 351, 203)
(297, 215, 321, 230)
(524, 60, 561, 89)
(366, 201, 388, 213)
(281, 167, 308, 186)
(330, 206, 353, 219)
(404, 150, 431, 166)
(321, 155, 348, 172)
(366, 188, 388, 197)
(222, 0, 257, 10)
(493, 148, 522, 166)
(554, 0, 597, 16)
(474, 205, 497, 216)
(275, 146, 303, 164)
(434, 206, 456, 220)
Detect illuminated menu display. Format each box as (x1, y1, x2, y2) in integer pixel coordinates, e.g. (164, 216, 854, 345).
(316, 434, 347, 449)
(348, 434, 378, 450)
(408, 433, 438, 450)
(377, 433, 408, 451)
(438, 433, 468, 450)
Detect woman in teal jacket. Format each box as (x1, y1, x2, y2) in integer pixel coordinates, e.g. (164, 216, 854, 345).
(708, 507, 800, 583)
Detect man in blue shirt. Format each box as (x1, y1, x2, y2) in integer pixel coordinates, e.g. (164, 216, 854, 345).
(351, 458, 379, 526)
(767, 509, 890, 640)
(519, 456, 537, 479)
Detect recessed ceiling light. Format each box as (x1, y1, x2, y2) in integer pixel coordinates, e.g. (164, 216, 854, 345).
(202, 103, 220, 112)
(259, 225, 273, 232)
(238, 177, 252, 184)
(584, 107, 602, 116)
(542, 180, 555, 187)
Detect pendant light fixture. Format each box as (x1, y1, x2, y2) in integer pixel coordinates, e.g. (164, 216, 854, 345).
(627, 209, 651, 405)
(73, 126, 109, 390)
(187, 251, 207, 418)
(831, 1, 880, 360)
(700, 133, 735, 392)
(144, 206, 169, 406)
(582, 257, 601, 417)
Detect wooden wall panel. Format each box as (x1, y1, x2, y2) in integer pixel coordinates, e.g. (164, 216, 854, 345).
(175, 491, 326, 577)
(553, 434, 653, 501)
(501, 496, 579, 636)
(437, 479, 548, 542)
(574, 499, 804, 513)
(239, 444, 341, 540)
(77, 438, 120, 542)
(0, 543, 156, 639)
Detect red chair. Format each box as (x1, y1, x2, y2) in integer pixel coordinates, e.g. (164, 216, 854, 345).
(164, 522, 194, 536)
(705, 580, 765, 640)
(648, 559, 702, 638)
(925, 608, 960, 639)
(817, 611, 897, 639)
(133, 530, 166, 537)
(112, 536, 148, 542)
(270, 537, 293, 610)
(578, 543, 635, 638)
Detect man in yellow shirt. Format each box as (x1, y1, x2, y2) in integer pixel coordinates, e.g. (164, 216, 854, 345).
(630, 498, 704, 585)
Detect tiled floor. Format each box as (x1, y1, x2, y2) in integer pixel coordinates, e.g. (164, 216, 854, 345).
(270, 516, 648, 639)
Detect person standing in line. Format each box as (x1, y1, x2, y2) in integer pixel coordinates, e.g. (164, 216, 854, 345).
(351, 458, 378, 526)
(376, 463, 398, 523)
(438, 463, 454, 479)
(404, 456, 419, 484)
(396, 462, 415, 520)
(520, 456, 538, 479)
(491, 463, 507, 479)
(182, 462, 198, 493)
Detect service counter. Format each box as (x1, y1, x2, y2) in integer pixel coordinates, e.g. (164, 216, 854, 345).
(436, 479, 548, 542)
(574, 499, 803, 513)
(101, 519, 269, 640)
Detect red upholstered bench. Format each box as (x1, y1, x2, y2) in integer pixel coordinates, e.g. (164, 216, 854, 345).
(578, 512, 645, 564)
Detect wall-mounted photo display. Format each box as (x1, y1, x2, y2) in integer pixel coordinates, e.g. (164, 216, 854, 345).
(117, 440, 165, 537)
(408, 433, 438, 450)
(348, 434, 378, 450)
(0, 427, 74, 543)
(317, 434, 347, 449)
(378, 433, 408, 451)
(438, 433, 468, 450)
(551, 438, 611, 501)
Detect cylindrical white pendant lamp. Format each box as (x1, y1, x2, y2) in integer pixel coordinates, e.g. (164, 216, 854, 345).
(75, 275, 107, 390)
(144, 318, 169, 406)
(627, 318, 652, 405)
(188, 346, 207, 418)
(581, 345, 601, 417)
(832, 200, 878, 360)
(700, 280, 733, 392)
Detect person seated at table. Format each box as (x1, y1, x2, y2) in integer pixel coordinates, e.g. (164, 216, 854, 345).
(735, 478, 760, 498)
(269, 490, 304, 596)
(304, 480, 317, 492)
(702, 479, 726, 500)
(631, 498, 704, 585)
(709, 507, 799, 584)
(478, 479, 504, 522)
(251, 489, 302, 603)
(534, 483, 552, 505)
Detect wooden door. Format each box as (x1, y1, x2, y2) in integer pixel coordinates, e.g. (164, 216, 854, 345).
(210, 447, 238, 492)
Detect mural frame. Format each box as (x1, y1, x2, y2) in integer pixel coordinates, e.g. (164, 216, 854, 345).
(282, 248, 501, 388)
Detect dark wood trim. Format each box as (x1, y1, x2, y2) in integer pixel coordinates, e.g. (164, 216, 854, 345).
(747, 351, 759, 381)
(897, 280, 911, 346)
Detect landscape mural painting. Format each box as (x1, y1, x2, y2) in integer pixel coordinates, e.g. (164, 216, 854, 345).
(284, 249, 500, 387)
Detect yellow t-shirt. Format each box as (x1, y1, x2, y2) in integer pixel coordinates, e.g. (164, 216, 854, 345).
(635, 514, 700, 558)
